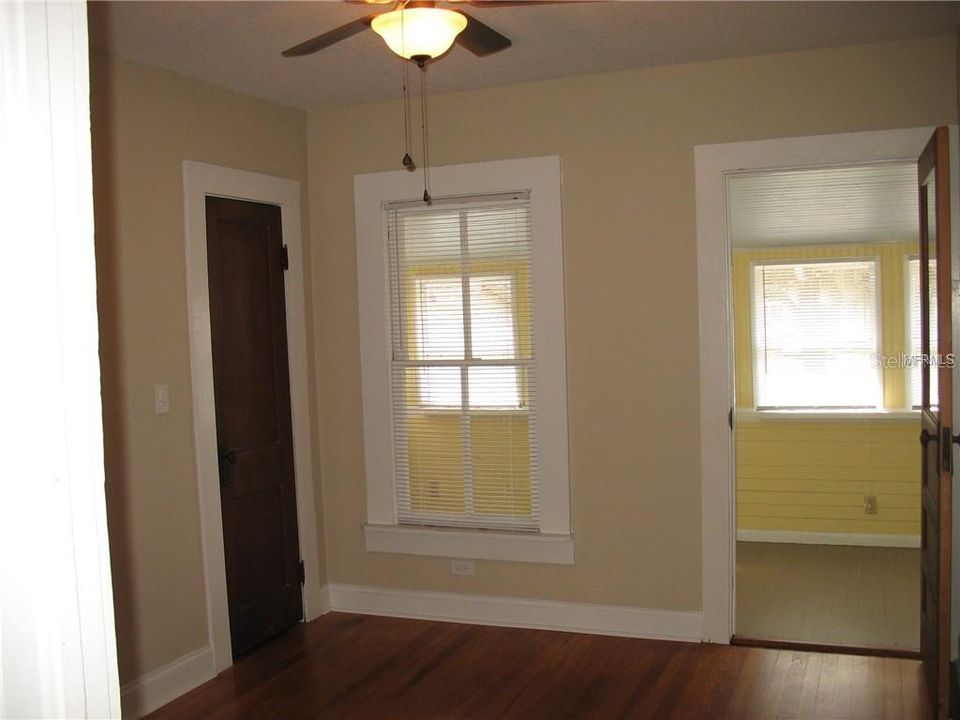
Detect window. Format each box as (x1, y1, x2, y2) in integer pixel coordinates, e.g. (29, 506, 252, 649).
(355, 156, 570, 564)
(907, 257, 937, 408)
(388, 197, 536, 530)
(752, 259, 880, 409)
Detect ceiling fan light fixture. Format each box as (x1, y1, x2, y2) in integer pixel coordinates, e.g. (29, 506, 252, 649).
(371, 7, 467, 60)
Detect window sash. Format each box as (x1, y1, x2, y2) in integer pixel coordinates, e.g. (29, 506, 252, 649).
(752, 258, 881, 409)
(411, 273, 523, 409)
(387, 195, 539, 531)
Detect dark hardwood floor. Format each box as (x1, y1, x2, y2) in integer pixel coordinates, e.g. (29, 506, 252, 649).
(146, 612, 931, 719)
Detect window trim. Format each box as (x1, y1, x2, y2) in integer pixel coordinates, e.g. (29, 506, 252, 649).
(354, 156, 571, 563)
(748, 255, 884, 411)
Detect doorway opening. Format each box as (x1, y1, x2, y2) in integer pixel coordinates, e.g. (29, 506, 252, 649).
(726, 161, 922, 652)
(696, 126, 956, 719)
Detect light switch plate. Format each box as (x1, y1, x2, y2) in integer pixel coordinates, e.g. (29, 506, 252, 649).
(154, 384, 170, 415)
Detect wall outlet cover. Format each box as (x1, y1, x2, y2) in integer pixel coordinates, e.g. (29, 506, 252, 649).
(450, 559, 475, 576)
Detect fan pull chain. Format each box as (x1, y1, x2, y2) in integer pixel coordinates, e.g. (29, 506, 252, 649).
(401, 59, 413, 170)
(419, 60, 431, 204)
(400, 3, 414, 171)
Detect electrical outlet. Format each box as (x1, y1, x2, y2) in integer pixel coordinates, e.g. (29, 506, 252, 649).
(450, 559, 475, 576)
(864, 495, 878, 515)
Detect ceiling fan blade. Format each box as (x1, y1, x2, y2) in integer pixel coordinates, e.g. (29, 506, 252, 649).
(455, 11, 511, 57)
(282, 15, 376, 57)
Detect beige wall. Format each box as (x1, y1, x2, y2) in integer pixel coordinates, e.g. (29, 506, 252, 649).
(90, 54, 324, 684)
(307, 36, 957, 611)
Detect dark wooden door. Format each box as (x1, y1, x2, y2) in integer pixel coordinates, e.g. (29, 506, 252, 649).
(918, 126, 952, 720)
(206, 196, 303, 657)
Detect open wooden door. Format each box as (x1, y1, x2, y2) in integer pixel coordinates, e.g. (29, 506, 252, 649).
(918, 126, 953, 720)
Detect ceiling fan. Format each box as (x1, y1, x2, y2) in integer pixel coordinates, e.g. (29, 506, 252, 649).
(282, 0, 573, 63)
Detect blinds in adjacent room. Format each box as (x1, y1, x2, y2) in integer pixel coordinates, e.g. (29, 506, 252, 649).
(752, 259, 880, 409)
(386, 193, 539, 530)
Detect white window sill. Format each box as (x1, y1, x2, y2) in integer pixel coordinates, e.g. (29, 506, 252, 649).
(364, 524, 574, 565)
(736, 408, 920, 422)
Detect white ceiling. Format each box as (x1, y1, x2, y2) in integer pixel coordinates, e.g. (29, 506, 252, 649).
(88, 1, 960, 111)
(727, 163, 919, 248)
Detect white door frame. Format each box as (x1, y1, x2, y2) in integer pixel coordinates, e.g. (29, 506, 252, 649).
(183, 161, 323, 672)
(694, 126, 950, 644)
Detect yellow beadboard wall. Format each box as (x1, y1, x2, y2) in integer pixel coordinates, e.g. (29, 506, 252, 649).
(733, 243, 920, 537)
(736, 417, 920, 536)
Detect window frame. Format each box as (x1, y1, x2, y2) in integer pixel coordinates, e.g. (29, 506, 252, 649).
(748, 255, 884, 411)
(354, 156, 572, 564)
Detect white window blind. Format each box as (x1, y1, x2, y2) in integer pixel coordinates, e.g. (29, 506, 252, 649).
(752, 260, 880, 409)
(907, 257, 937, 408)
(387, 193, 539, 530)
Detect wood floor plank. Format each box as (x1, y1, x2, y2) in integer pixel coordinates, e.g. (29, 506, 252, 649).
(144, 613, 931, 720)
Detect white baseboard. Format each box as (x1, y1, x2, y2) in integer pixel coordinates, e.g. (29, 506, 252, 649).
(325, 583, 702, 642)
(120, 645, 215, 720)
(319, 582, 332, 614)
(737, 529, 921, 548)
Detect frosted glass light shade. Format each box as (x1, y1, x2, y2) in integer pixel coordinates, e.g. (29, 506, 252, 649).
(371, 7, 467, 60)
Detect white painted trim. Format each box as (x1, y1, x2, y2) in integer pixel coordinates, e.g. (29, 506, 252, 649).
(737, 529, 921, 548)
(364, 524, 574, 564)
(695, 127, 938, 644)
(183, 161, 322, 673)
(736, 409, 919, 422)
(326, 584, 702, 642)
(120, 646, 215, 720)
(354, 156, 572, 547)
(0, 3, 121, 716)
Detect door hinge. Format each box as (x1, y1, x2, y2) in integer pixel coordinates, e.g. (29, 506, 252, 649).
(281, 245, 289, 271)
(728, 407, 734, 431)
(944, 427, 954, 475)
(297, 559, 305, 586)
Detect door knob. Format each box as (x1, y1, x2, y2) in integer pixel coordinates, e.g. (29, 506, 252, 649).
(920, 428, 937, 446)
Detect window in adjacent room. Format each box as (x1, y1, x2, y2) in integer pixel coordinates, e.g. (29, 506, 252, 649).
(752, 258, 881, 409)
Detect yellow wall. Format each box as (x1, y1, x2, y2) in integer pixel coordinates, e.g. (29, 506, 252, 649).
(732, 243, 920, 536)
(307, 36, 956, 612)
(736, 419, 920, 535)
(90, 54, 323, 685)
